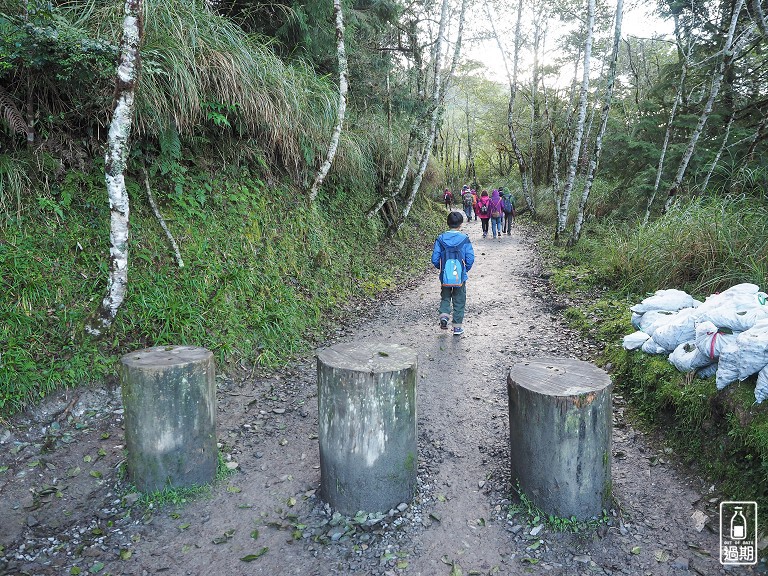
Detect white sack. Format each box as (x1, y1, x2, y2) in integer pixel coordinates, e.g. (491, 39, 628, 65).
(755, 366, 768, 404)
(631, 312, 642, 330)
(641, 337, 668, 355)
(716, 342, 740, 390)
(630, 289, 699, 314)
(696, 363, 718, 379)
(669, 341, 715, 372)
(637, 310, 678, 336)
(696, 296, 768, 332)
(694, 283, 761, 317)
(735, 320, 768, 380)
(652, 307, 698, 352)
(694, 321, 738, 361)
(623, 331, 650, 350)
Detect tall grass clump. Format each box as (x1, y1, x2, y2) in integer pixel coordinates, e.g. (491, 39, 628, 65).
(592, 196, 768, 296)
(61, 0, 336, 179)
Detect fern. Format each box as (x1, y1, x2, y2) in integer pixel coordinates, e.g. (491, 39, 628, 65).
(0, 87, 28, 136)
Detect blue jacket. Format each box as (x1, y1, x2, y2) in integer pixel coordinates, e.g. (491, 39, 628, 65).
(431, 230, 475, 283)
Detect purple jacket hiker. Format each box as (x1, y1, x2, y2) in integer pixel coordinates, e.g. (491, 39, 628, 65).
(489, 189, 503, 217)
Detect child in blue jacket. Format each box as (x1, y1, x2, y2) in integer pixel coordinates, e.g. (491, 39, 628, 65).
(431, 211, 475, 335)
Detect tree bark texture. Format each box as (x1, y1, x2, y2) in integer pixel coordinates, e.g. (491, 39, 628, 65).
(644, 15, 689, 225)
(569, 0, 623, 246)
(308, 0, 348, 201)
(664, 0, 748, 213)
(120, 346, 218, 492)
(484, 0, 535, 214)
(86, 0, 143, 337)
(397, 0, 467, 232)
(143, 168, 184, 268)
(317, 342, 418, 515)
(556, 0, 594, 243)
(508, 358, 612, 520)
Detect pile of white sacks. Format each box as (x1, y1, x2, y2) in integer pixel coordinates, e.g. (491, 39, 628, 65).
(622, 283, 768, 403)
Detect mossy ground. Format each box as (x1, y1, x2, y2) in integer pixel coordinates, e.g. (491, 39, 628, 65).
(551, 250, 768, 531)
(0, 166, 443, 414)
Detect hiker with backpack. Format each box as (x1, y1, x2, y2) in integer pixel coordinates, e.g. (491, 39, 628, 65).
(501, 187, 516, 235)
(461, 185, 473, 220)
(431, 210, 475, 336)
(489, 189, 504, 240)
(476, 190, 491, 238)
(443, 188, 454, 211)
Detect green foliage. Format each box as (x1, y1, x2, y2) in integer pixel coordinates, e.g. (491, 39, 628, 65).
(549, 223, 768, 530)
(589, 196, 768, 295)
(0, 163, 442, 414)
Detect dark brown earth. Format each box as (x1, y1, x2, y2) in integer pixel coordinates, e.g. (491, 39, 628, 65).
(0, 218, 761, 576)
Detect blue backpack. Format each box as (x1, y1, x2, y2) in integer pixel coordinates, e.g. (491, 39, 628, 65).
(502, 194, 514, 213)
(437, 236, 468, 287)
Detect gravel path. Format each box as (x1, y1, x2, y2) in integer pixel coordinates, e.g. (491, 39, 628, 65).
(0, 218, 757, 575)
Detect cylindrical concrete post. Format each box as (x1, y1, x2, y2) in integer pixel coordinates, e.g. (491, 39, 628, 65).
(120, 345, 217, 492)
(507, 357, 612, 520)
(317, 341, 418, 515)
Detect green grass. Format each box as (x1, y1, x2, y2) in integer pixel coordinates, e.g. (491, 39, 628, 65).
(550, 206, 768, 531)
(0, 163, 443, 414)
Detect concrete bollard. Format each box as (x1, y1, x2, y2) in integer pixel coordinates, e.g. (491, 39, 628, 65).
(317, 341, 418, 515)
(507, 357, 612, 520)
(120, 345, 217, 492)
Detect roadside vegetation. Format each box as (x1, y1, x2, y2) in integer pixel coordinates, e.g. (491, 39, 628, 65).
(541, 189, 768, 527)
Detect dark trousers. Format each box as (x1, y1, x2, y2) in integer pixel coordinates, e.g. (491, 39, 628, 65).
(503, 211, 514, 233)
(480, 218, 489, 235)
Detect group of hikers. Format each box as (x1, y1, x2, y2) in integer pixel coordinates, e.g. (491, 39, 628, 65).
(432, 184, 517, 336)
(442, 184, 516, 239)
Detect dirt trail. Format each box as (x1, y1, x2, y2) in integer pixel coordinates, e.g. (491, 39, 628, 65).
(0, 217, 756, 575)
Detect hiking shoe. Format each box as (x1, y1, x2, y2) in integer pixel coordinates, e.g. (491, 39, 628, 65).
(440, 317, 448, 330)
(452, 326, 464, 335)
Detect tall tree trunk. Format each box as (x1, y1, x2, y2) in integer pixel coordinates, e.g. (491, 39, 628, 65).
(484, 0, 535, 214)
(397, 0, 468, 231)
(746, 112, 768, 160)
(308, 0, 348, 201)
(542, 80, 562, 206)
(86, 0, 143, 337)
(644, 14, 689, 224)
(569, 0, 623, 246)
(663, 0, 748, 213)
(465, 93, 475, 183)
(700, 110, 735, 192)
(368, 22, 424, 219)
(555, 0, 595, 243)
(750, 0, 768, 37)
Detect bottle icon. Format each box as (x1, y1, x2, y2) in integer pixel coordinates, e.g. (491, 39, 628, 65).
(731, 506, 747, 540)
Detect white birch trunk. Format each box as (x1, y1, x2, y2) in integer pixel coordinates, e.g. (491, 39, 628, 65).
(143, 168, 184, 268)
(751, 0, 768, 37)
(397, 0, 468, 231)
(484, 0, 535, 214)
(86, 0, 142, 337)
(569, 0, 623, 246)
(700, 110, 735, 192)
(542, 80, 562, 209)
(643, 15, 689, 224)
(556, 0, 594, 243)
(663, 0, 748, 213)
(308, 0, 348, 201)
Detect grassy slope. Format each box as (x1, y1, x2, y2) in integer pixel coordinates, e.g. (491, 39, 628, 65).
(544, 212, 768, 529)
(0, 166, 444, 414)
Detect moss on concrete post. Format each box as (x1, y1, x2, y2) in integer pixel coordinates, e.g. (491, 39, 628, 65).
(508, 357, 612, 520)
(120, 345, 217, 492)
(317, 341, 418, 515)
